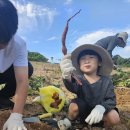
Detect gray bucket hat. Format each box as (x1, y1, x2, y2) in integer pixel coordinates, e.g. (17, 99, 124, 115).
(71, 44, 113, 76)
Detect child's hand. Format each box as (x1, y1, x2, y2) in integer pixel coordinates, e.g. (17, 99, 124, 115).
(85, 105, 105, 125)
(60, 54, 76, 79)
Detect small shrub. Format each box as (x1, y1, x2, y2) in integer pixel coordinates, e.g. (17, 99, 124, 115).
(112, 68, 130, 87)
(29, 76, 45, 90)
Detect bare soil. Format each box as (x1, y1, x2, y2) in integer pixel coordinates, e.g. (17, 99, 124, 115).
(0, 102, 130, 130)
(0, 62, 130, 130)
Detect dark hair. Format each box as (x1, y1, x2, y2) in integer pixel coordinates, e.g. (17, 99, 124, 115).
(77, 49, 102, 64)
(0, 0, 18, 44)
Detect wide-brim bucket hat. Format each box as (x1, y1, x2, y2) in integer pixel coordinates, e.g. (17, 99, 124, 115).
(71, 44, 113, 76)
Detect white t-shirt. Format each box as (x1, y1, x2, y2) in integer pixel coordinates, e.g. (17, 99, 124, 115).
(0, 34, 28, 73)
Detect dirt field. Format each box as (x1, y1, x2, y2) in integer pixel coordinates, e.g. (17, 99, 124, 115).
(0, 102, 130, 130)
(0, 61, 130, 130)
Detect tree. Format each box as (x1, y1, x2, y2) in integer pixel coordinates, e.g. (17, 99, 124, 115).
(28, 51, 48, 62)
(113, 55, 130, 67)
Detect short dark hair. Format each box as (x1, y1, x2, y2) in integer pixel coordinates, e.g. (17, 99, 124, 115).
(0, 0, 18, 44)
(77, 49, 102, 64)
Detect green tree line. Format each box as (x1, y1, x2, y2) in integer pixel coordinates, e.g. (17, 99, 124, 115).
(113, 55, 130, 67)
(28, 52, 130, 66)
(28, 51, 48, 62)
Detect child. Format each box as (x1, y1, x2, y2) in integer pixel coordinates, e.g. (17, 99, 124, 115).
(59, 44, 120, 129)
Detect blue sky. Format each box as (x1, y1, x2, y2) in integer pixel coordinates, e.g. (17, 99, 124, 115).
(11, 0, 130, 62)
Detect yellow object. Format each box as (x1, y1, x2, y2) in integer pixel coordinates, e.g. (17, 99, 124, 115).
(37, 86, 65, 113)
(38, 113, 52, 119)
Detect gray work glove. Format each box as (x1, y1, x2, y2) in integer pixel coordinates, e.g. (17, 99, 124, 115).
(60, 54, 76, 79)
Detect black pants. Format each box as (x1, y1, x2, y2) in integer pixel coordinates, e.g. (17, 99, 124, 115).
(0, 62, 33, 98)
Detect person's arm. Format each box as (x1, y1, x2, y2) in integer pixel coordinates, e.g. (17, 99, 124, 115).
(3, 36, 28, 130)
(101, 80, 116, 113)
(60, 53, 81, 94)
(3, 66, 28, 130)
(13, 66, 28, 113)
(63, 76, 81, 94)
(106, 38, 117, 57)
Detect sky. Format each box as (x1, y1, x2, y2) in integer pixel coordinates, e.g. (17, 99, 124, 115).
(10, 0, 130, 62)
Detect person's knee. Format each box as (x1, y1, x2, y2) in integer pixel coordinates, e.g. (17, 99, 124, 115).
(104, 110, 120, 126)
(69, 103, 78, 112)
(109, 115, 120, 125)
(68, 103, 79, 120)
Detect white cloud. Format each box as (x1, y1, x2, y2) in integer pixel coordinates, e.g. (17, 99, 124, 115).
(113, 46, 130, 58)
(125, 45, 130, 51)
(64, 0, 73, 5)
(125, 29, 130, 41)
(47, 36, 58, 41)
(75, 29, 115, 48)
(10, 0, 58, 32)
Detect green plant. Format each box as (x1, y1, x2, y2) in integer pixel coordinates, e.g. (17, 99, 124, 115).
(113, 55, 130, 67)
(28, 88, 39, 95)
(112, 68, 130, 87)
(29, 76, 46, 90)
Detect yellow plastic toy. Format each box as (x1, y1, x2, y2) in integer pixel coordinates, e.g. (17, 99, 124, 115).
(33, 86, 65, 113)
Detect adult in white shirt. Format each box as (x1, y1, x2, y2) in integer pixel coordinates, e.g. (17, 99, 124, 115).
(0, 0, 33, 130)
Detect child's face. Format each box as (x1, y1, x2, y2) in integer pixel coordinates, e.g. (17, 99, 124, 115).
(79, 54, 100, 75)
